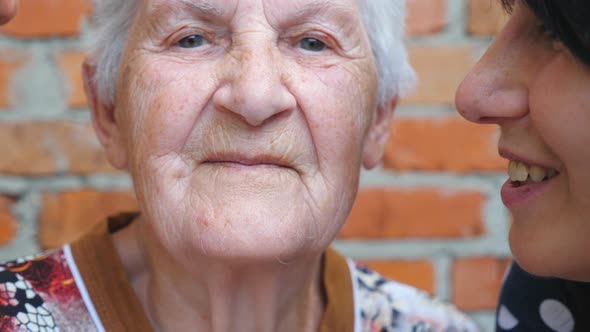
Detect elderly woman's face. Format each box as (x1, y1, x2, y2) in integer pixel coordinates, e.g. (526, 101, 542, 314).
(110, 0, 384, 260)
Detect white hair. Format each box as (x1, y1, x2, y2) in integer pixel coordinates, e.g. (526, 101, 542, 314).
(91, 0, 416, 106)
(357, 0, 416, 103)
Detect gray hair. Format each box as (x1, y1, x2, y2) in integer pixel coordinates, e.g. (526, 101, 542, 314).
(91, 0, 416, 107)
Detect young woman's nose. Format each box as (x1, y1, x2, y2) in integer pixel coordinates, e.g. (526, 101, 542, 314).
(455, 21, 529, 125)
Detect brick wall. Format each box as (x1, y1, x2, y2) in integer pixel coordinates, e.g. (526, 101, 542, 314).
(0, 0, 510, 330)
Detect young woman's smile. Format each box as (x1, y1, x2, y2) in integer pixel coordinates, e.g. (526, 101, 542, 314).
(456, 1, 590, 280)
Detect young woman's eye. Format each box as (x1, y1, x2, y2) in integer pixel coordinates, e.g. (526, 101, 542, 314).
(178, 35, 205, 48)
(299, 37, 327, 52)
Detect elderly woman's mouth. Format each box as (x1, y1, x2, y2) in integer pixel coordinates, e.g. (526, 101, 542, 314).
(202, 154, 292, 170)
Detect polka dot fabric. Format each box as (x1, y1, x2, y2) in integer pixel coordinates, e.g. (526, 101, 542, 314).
(496, 262, 590, 332)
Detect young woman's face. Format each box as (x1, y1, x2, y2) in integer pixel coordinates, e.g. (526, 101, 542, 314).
(455, 1, 590, 281)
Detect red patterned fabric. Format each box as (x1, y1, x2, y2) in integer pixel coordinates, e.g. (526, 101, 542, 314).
(0, 250, 97, 332)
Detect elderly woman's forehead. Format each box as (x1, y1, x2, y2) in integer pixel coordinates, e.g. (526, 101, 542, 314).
(145, 0, 362, 21)
(148, 0, 231, 16)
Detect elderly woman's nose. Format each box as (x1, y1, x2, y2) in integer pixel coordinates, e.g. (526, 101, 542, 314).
(455, 40, 529, 124)
(213, 45, 296, 127)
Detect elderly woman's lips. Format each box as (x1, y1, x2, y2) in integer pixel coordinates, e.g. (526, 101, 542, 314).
(202, 155, 290, 169)
(205, 161, 286, 169)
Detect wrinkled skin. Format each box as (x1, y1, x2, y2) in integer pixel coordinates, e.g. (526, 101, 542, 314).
(0, 0, 17, 24)
(83, 0, 395, 330)
(456, 1, 590, 281)
(87, 0, 393, 264)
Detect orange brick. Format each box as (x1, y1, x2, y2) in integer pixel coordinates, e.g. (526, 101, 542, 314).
(406, 0, 446, 36)
(403, 46, 475, 105)
(340, 188, 485, 239)
(0, 196, 17, 245)
(39, 190, 138, 249)
(452, 257, 511, 310)
(384, 117, 506, 172)
(0, 122, 117, 175)
(362, 260, 435, 294)
(0, 52, 26, 107)
(0, 0, 92, 37)
(467, 0, 509, 36)
(56, 51, 88, 108)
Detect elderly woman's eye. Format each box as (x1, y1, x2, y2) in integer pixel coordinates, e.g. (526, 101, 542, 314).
(178, 35, 205, 48)
(299, 37, 326, 52)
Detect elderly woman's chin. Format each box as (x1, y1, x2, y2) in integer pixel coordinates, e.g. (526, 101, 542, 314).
(135, 172, 354, 263)
(149, 205, 344, 262)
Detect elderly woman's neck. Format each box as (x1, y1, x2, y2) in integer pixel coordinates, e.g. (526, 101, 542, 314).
(113, 219, 326, 332)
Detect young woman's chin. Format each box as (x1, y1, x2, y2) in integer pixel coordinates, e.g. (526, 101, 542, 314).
(509, 224, 590, 282)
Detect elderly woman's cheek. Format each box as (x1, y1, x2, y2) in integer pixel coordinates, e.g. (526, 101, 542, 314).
(331, 59, 377, 110)
(122, 59, 215, 155)
(304, 58, 377, 132)
(301, 60, 378, 180)
(330, 61, 378, 136)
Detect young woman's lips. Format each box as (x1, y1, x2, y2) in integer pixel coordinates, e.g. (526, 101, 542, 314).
(500, 176, 557, 208)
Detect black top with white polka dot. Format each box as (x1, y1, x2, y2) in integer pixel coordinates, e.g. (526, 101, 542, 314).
(496, 262, 590, 332)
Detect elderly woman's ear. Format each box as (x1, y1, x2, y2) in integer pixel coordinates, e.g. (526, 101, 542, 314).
(362, 97, 397, 170)
(82, 58, 128, 170)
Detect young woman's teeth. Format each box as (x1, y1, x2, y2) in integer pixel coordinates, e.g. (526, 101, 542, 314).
(508, 160, 557, 184)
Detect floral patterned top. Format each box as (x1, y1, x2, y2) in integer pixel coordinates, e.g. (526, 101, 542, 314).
(353, 264, 478, 332)
(0, 213, 478, 332)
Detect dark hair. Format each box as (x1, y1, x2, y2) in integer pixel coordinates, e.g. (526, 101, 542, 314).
(501, 0, 590, 67)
